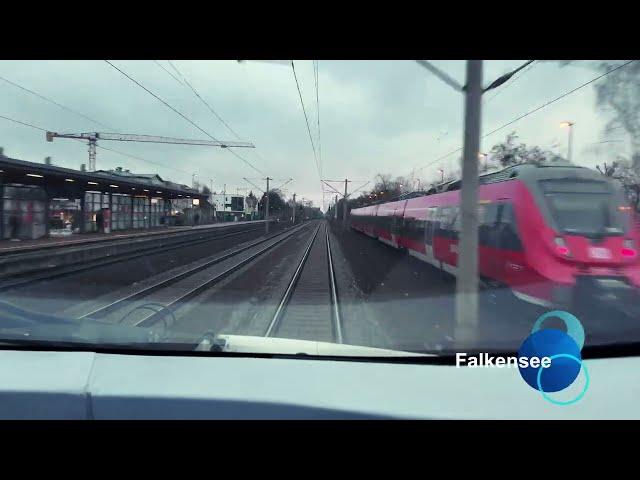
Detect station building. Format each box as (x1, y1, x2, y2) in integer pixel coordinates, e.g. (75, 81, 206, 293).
(211, 193, 255, 222)
(0, 154, 210, 241)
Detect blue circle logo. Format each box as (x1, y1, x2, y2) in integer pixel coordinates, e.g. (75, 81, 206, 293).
(518, 310, 589, 405)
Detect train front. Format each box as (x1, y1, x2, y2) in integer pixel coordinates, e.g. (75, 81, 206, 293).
(515, 166, 640, 316)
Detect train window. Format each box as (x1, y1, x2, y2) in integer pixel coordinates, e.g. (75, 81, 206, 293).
(442, 206, 459, 239)
(391, 213, 399, 235)
(435, 207, 449, 238)
(402, 216, 412, 239)
(452, 206, 461, 233)
(425, 207, 438, 245)
(540, 179, 609, 194)
(497, 202, 523, 251)
(406, 218, 423, 242)
(544, 192, 625, 237)
(483, 203, 499, 225)
(479, 204, 497, 247)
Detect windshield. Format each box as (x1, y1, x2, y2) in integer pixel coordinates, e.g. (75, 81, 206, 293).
(541, 180, 626, 236)
(0, 59, 639, 367)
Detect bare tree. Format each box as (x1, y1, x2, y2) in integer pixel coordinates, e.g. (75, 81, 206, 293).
(596, 161, 620, 177)
(593, 61, 640, 165)
(560, 60, 640, 169)
(488, 131, 563, 167)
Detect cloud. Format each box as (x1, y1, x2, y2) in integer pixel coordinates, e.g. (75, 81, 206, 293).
(0, 60, 623, 210)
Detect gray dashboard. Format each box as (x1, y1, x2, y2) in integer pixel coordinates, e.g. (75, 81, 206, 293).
(0, 350, 638, 419)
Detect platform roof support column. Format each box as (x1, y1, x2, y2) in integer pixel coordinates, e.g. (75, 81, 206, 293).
(79, 193, 86, 234)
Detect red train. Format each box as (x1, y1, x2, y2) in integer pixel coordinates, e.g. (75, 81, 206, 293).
(350, 163, 640, 309)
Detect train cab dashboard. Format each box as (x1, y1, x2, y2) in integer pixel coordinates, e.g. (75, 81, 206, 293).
(1, 338, 639, 419)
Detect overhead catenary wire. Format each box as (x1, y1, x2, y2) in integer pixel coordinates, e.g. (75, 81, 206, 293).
(153, 60, 185, 86)
(104, 60, 264, 176)
(165, 61, 270, 175)
(0, 114, 47, 132)
(96, 144, 192, 175)
(0, 75, 115, 130)
(105, 60, 221, 142)
(167, 60, 185, 81)
(482, 60, 636, 138)
(413, 59, 638, 176)
(169, 61, 245, 142)
(0, 77, 191, 175)
(291, 61, 320, 178)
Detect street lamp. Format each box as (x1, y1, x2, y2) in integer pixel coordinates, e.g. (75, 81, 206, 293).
(560, 121, 575, 162)
(478, 153, 488, 172)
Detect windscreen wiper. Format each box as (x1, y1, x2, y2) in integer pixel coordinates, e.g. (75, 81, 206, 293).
(0, 299, 166, 347)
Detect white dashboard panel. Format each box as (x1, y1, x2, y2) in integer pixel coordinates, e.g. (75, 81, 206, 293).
(0, 350, 638, 419)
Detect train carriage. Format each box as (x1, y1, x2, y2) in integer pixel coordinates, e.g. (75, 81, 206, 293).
(350, 163, 640, 309)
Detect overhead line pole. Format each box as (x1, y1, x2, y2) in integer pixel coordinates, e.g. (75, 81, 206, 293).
(455, 61, 483, 347)
(343, 179, 350, 227)
(265, 177, 271, 234)
(415, 59, 483, 348)
(292, 193, 297, 224)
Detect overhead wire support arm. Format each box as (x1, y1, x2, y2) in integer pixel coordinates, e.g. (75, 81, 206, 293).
(321, 180, 344, 197)
(414, 61, 464, 92)
(272, 178, 293, 191)
(482, 60, 535, 93)
(347, 181, 371, 197)
(243, 177, 265, 194)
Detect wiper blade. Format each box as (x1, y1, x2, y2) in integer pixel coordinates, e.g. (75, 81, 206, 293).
(0, 299, 165, 346)
(0, 335, 199, 352)
(0, 299, 78, 328)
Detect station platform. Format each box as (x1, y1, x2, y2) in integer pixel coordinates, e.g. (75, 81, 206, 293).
(0, 220, 265, 255)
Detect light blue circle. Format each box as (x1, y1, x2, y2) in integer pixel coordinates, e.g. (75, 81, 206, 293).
(536, 353, 590, 406)
(531, 310, 585, 350)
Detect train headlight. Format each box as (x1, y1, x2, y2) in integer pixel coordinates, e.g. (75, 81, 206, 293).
(622, 239, 637, 258)
(554, 237, 571, 257)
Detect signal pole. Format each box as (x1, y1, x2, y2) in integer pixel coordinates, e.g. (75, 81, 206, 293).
(265, 177, 271, 234)
(343, 179, 349, 227)
(292, 193, 296, 224)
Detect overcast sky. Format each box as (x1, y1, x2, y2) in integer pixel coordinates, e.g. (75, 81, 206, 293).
(0, 60, 630, 210)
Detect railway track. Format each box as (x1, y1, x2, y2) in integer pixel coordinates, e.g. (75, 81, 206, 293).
(76, 222, 315, 328)
(265, 221, 343, 344)
(0, 223, 270, 292)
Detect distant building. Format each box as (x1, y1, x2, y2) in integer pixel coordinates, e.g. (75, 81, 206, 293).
(211, 193, 246, 222)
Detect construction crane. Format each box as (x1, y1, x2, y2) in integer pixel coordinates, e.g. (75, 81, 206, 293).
(45, 131, 255, 172)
